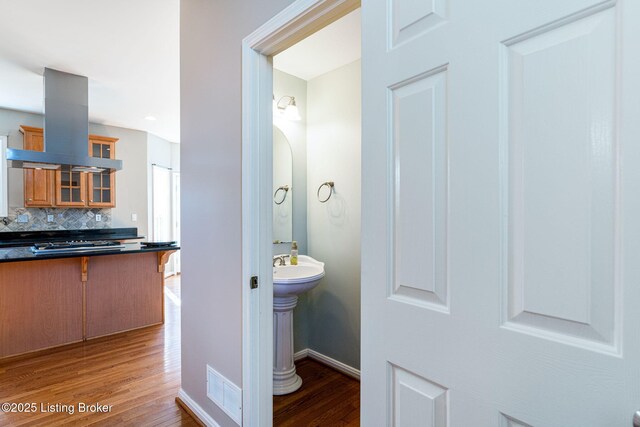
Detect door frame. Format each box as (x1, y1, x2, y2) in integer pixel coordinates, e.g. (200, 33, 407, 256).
(241, 0, 359, 425)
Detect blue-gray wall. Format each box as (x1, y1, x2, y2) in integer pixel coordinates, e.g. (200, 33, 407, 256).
(306, 60, 361, 369)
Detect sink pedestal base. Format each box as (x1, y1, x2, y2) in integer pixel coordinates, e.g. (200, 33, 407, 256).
(273, 295, 302, 395)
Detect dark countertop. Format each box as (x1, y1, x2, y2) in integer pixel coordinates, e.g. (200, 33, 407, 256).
(0, 242, 179, 263)
(0, 227, 144, 248)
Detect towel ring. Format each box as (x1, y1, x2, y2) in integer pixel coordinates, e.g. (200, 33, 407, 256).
(317, 181, 334, 203)
(274, 185, 289, 205)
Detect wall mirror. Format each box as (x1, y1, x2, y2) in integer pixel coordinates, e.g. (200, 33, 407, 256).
(273, 126, 293, 243)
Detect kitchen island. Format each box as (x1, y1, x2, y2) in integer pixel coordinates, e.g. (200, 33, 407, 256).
(0, 229, 178, 359)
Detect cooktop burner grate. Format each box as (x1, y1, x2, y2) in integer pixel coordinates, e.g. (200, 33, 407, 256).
(31, 240, 125, 254)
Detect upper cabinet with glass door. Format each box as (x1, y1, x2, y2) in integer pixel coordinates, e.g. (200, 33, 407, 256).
(87, 136, 116, 207)
(55, 164, 87, 207)
(55, 135, 118, 208)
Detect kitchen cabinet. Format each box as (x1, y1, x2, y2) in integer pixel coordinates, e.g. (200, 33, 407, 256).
(86, 136, 116, 207)
(20, 126, 55, 207)
(55, 166, 87, 207)
(20, 126, 118, 208)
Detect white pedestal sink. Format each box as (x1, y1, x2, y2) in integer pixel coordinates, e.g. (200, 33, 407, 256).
(273, 255, 324, 395)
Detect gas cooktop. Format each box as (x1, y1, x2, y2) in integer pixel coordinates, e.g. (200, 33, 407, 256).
(31, 240, 125, 255)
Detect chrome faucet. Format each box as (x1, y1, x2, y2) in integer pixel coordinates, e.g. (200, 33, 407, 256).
(273, 255, 289, 267)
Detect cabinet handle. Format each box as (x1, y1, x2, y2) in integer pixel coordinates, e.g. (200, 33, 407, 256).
(28, 198, 33, 201)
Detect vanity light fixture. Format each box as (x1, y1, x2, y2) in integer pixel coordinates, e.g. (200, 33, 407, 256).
(274, 95, 301, 121)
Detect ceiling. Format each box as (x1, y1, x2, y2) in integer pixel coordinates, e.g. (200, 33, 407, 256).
(0, 0, 180, 142)
(273, 9, 361, 81)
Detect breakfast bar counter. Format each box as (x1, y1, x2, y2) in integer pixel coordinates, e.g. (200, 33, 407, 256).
(0, 229, 178, 359)
(0, 242, 177, 263)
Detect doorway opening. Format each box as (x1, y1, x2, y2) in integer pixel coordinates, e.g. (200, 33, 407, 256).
(152, 163, 181, 277)
(271, 8, 361, 424)
(151, 163, 182, 328)
(241, 1, 361, 425)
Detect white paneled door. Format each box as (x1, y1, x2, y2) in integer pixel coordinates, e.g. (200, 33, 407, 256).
(361, 0, 640, 425)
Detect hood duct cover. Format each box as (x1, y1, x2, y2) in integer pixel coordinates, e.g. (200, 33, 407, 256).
(7, 68, 123, 171)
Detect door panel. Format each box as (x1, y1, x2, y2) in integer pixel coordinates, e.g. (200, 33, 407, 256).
(391, 67, 448, 312)
(389, 0, 447, 49)
(361, 0, 640, 425)
(500, 414, 532, 427)
(391, 364, 448, 427)
(503, 6, 618, 353)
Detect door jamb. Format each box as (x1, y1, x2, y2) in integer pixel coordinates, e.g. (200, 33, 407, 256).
(241, 0, 360, 425)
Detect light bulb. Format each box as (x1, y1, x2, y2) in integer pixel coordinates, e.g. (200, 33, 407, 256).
(283, 103, 301, 121)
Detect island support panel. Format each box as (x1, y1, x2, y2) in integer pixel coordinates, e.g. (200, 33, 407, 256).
(0, 258, 83, 358)
(86, 252, 162, 338)
(0, 251, 174, 359)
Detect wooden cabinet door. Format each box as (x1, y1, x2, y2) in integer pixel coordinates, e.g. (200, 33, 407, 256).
(21, 126, 54, 207)
(87, 171, 115, 207)
(87, 137, 117, 208)
(55, 167, 87, 207)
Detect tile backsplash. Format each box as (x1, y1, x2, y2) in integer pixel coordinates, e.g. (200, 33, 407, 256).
(0, 207, 111, 232)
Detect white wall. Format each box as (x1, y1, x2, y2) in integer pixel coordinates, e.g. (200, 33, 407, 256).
(170, 141, 181, 172)
(180, 1, 294, 425)
(306, 60, 361, 369)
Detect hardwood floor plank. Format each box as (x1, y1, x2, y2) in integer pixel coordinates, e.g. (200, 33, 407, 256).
(273, 358, 360, 426)
(0, 275, 198, 426)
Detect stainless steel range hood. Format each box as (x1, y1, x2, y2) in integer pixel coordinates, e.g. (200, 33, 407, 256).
(7, 68, 123, 172)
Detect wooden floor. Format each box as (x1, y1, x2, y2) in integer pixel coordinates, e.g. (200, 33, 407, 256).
(0, 275, 198, 427)
(1, 275, 360, 426)
(273, 358, 360, 426)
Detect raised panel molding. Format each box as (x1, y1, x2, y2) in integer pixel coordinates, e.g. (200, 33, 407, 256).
(388, 0, 447, 48)
(500, 413, 533, 427)
(390, 364, 448, 427)
(388, 66, 449, 313)
(500, 4, 620, 353)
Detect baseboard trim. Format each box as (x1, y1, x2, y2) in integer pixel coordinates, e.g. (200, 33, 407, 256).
(294, 348, 360, 380)
(176, 389, 221, 427)
(294, 348, 309, 361)
(176, 396, 205, 427)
